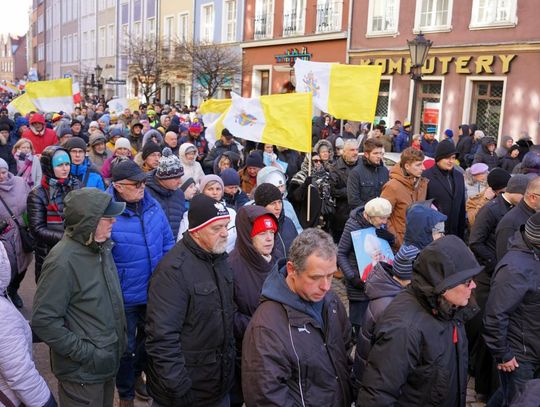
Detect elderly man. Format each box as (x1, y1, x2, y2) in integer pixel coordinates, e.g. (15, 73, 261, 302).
(32, 188, 127, 407)
(242, 228, 353, 406)
(146, 193, 235, 406)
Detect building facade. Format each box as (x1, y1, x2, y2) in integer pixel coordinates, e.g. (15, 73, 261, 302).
(349, 0, 540, 143)
(0, 35, 27, 82)
(242, 0, 350, 97)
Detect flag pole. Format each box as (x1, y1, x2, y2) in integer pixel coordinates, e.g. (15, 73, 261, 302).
(306, 152, 312, 223)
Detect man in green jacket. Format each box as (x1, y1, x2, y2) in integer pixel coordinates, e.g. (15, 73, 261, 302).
(32, 188, 127, 407)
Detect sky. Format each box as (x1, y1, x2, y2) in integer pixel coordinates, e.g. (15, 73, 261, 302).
(1, 0, 31, 36)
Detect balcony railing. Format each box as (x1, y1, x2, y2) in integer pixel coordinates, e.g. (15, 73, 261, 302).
(316, 1, 343, 33)
(283, 11, 304, 36)
(254, 13, 273, 39)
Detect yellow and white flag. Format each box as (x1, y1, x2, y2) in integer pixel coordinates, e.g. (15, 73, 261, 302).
(222, 92, 312, 153)
(25, 78, 74, 113)
(199, 99, 232, 148)
(294, 59, 382, 122)
(7, 93, 38, 115)
(0, 83, 17, 94)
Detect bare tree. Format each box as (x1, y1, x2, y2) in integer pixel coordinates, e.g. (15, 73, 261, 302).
(176, 41, 244, 99)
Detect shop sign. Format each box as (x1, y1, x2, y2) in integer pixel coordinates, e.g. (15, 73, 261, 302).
(275, 47, 312, 64)
(358, 54, 517, 75)
(423, 102, 440, 125)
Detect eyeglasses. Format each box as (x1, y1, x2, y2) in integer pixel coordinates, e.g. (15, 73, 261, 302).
(312, 159, 321, 163)
(463, 279, 474, 288)
(116, 180, 145, 189)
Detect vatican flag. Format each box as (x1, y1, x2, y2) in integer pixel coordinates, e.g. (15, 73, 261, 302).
(25, 78, 74, 113)
(294, 59, 382, 122)
(199, 98, 232, 148)
(7, 93, 38, 115)
(222, 92, 312, 153)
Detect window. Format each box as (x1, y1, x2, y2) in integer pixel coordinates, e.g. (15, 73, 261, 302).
(38, 43, 44, 61)
(99, 26, 106, 57)
(133, 21, 142, 39)
(82, 32, 88, 59)
(164, 16, 174, 48)
(375, 79, 391, 124)
(283, 0, 305, 36)
(73, 33, 78, 61)
(62, 36, 67, 62)
(254, 0, 274, 39)
(470, 81, 504, 140)
(134, 0, 142, 21)
(179, 12, 189, 42)
(414, 0, 453, 32)
(470, 0, 517, 28)
(90, 29, 96, 58)
(223, 0, 237, 42)
(200, 4, 214, 43)
(146, 0, 156, 19)
(367, 0, 399, 36)
(316, 0, 343, 33)
(121, 3, 129, 25)
(38, 14, 44, 33)
(260, 70, 270, 95)
(62, 1, 67, 23)
(147, 17, 156, 37)
(413, 81, 442, 134)
(107, 24, 115, 57)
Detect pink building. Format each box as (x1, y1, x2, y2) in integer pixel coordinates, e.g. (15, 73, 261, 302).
(349, 0, 540, 144)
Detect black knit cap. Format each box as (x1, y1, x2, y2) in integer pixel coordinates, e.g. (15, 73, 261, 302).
(180, 177, 196, 192)
(524, 212, 540, 246)
(487, 168, 511, 191)
(434, 140, 457, 162)
(188, 194, 230, 232)
(254, 183, 282, 207)
(142, 142, 162, 160)
(64, 136, 87, 152)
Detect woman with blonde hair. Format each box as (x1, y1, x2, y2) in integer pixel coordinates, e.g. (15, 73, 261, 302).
(11, 138, 42, 188)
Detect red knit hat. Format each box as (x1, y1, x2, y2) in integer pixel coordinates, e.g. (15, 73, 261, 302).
(251, 215, 278, 238)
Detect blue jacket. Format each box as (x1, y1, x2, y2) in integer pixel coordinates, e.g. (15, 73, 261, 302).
(394, 129, 410, 153)
(107, 187, 175, 306)
(420, 137, 439, 158)
(71, 158, 105, 190)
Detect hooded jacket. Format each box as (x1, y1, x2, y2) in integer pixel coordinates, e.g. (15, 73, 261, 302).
(106, 187, 175, 306)
(473, 136, 499, 169)
(402, 204, 448, 249)
(272, 207, 298, 261)
(242, 260, 353, 407)
(145, 170, 186, 238)
(495, 198, 536, 261)
(358, 236, 482, 407)
(146, 231, 235, 406)
(71, 157, 106, 190)
(178, 143, 205, 185)
(455, 125, 473, 169)
(483, 230, 540, 364)
(381, 164, 429, 247)
(21, 114, 58, 154)
(32, 190, 127, 384)
(0, 244, 53, 406)
(329, 156, 357, 234)
(229, 206, 278, 342)
(347, 156, 389, 209)
(203, 140, 241, 173)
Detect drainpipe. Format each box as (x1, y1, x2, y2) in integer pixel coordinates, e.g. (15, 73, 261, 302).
(345, 0, 353, 64)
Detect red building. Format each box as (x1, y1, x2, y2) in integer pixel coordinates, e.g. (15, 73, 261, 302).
(349, 0, 540, 144)
(242, 0, 350, 97)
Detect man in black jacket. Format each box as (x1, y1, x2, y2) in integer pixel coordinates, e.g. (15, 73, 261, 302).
(483, 213, 540, 406)
(145, 193, 235, 407)
(495, 176, 540, 260)
(203, 128, 240, 173)
(347, 138, 389, 209)
(358, 236, 482, 406)
(423, 140, 467, 239)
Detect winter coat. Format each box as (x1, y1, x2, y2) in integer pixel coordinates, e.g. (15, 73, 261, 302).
(0, 244, 53, 406)
(21, 127, 57, 154)
(381, 164, 429, 247)
(178, 134, 209, 163)
(14, 152, 42, 188)
(238, 166, 257, 195)
(146, 231, 235, 406)
(145, 171, 186, 238)
(178, 143, 205, 185)
(500, 155, 520, 173)
(483, 231, 540, 364)
(203, 140, 241, 172)
(71, 157, 106, 190)
(423, 164, 466, 239)
(272, 209, 298, 261)
(288, 159, 323, 229)
(420, 137, 439, 158)
(469, 194, 513, 275)
(229, 206, 277, 343)
(328, 156, 357, 234)
(0, 174, 32, 275)
(88, 148, 112, 174)
(455, 125, 473, 168)
(224, 189, 249, 212)
(394, 128, 410, 153)
(337, 207, 372, 303)
(106, 187, 175, 306)
(142, 130, 163, 148)
(355, 262, 404, 382)
(0, 144, 16, 174)
(242, 260, 353, 407)
(358, 237, 480, 407)
(495, 135, 513, 158)
(473, 137, 499, 169)
(101, 153, 133, 181)
(347, 156, 389, 209)
(31, 190, 127, 384)
(495, 199, 536, 261)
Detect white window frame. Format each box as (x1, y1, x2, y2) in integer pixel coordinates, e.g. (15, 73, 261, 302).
(222, 0, 237, 43)
(200, 3, 214, 43)
(133, 21, 142, 40)
(366, 0, 400, 37)
(99, 26, 106, 57)
(470, 0, 517, 29)
(315, 0, 343, 33)
(254, 0, 274, 40)
(413, 0, 453, 33)
(178, 12, 189, 43)
(107, 24, 115, 57)
(164, 15, 175, 48)
(283, 0, 306, 37)
(146, 17, 156, 38)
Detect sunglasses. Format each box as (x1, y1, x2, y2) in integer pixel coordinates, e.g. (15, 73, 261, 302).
(312, 159, 321, 163)
(116, 180, 146, 189)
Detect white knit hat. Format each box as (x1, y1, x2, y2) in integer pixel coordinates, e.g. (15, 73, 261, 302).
(114, 137, 131, 151)
(364, 197, 392, 217)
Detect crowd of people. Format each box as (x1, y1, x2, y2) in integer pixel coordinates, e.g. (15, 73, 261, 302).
(0, 96, 539, 407)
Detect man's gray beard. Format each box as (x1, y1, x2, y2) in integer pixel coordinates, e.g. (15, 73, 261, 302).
(210, 238, 228, 254)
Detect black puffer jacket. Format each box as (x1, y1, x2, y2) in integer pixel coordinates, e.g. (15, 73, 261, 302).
(455, 125, 473, 169)
(358, 236, 482, 407)
(242, 260, 353, 407)
(27, 146, 81, 281)
(347, 156, 389, 209)
(145, 231, 235, 406)
(329, 156, 357, 233)
(483, 230, 540, 364)
(472, 137, 499, 169)
(145, 171, 186, 237)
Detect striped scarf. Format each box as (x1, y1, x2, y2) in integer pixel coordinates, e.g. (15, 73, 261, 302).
(41, 176, 75, 228)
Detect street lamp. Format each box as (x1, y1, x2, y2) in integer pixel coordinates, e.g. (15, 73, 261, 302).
(407, 32, 433, 139)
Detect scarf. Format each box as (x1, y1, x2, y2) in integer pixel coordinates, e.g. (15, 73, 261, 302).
(41, 175, 76, 227)
(14, 152, 34, 186)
